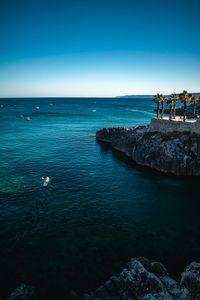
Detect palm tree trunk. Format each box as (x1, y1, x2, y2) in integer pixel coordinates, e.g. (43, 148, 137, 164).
(183, 101, 186, 122)
(161, 101, 164, 119)
(157, 103, 160, 118)
(173, 103, 176, 119)
(169, 105, 172, 120)
(194, 102, 196, 117)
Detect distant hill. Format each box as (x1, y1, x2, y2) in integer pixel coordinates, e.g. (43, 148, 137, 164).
(116, 93, 200, 98)
(191, 93, 200, 97)
(116, 95, 153, 98)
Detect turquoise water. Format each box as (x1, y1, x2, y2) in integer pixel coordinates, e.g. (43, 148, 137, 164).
(0, 98, 200, 299)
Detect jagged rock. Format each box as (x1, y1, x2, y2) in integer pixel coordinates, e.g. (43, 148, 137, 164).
(104, 280, 116, 295)
(7, 283, 38, 300)
(181, 262, 200, 299)
(129, 257, 152, 273)
(110, 276, 121, 289)
(94, 285, 109, 298)
(73, 258, 195, 300)
(127, 260, 164, 297)
(96, 126, 148, 157)
(150, 262, 168, 278)
(68, 290, 84, 300)
(162, 277, 181, 298)
(129, 257, 168, 278)
(7, 259, 200, 300)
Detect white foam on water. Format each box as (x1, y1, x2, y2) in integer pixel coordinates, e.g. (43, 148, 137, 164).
(125, 108, 154, 116)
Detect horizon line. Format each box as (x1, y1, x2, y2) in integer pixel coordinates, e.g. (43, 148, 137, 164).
(0, 92, 200, 99)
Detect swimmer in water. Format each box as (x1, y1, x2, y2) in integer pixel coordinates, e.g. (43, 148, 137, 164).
(42, 176, 50, 185)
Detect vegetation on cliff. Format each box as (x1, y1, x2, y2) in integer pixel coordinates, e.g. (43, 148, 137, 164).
(153, 91, 200, 122)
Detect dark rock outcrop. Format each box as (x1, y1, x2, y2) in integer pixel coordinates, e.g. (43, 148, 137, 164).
(69, 258, 200, 300)
(96, 126, 200, 176)
(6, 259, 200, 300)
(181, 262, 200, 299)
(7, 284, 38, 300)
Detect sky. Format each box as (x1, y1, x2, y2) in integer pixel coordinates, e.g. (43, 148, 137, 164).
(0, 0, 200, 97)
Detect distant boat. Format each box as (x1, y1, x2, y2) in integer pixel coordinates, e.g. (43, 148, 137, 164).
(49, 103, 53, 106)
(26, 117, 31, 121)
(92, 110, 96, 112)
(20, 115, 23, 118)
(36, 106, 40, 109)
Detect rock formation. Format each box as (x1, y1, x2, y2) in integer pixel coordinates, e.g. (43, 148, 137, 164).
(68, 258, 200, 300)
(96, 125, 200, 176)
(7, 284, 38, 300)
(6, 259, 200, 300)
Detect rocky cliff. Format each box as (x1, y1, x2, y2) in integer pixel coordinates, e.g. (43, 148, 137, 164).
(8, 258, 200, 300)
(96, 126, 200, 176)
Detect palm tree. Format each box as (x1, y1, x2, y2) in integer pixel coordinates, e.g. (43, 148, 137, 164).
(179, 91, 192, 122)
(153, 94, 162, 119)
(169, 94, 179, 119)
(158, 94, 168, 119)
(165, 97, 173, 120)
(190, 95, 198, 117)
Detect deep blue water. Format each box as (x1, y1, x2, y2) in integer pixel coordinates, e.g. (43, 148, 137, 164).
(0, 98, 200, 299)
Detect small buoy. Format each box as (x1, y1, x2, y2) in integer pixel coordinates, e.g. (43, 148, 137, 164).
(36, 106, 40, 109)
(0, 105, 3, 108)
(20, 115, 23, 118)
(26, 117, 31, 121)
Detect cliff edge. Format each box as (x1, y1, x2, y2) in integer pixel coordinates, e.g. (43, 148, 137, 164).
(96, 123, 200, 176)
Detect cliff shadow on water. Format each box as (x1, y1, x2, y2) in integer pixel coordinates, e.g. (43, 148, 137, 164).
(96, 138, 200, 276)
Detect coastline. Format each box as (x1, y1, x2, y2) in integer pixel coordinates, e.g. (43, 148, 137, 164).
(96, 122, 200, 176)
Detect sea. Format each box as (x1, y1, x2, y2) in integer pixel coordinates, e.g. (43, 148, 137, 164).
(0, 97, 200, 299)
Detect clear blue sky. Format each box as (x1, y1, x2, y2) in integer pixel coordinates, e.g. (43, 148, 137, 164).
(0, 0, 200, 97)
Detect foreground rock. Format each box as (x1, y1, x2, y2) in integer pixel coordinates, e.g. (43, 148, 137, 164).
(7, 259, 200, 300)
(7, 284, 38, 300)
(96, 126, 200, 176)
(69, 258, 200, 300)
